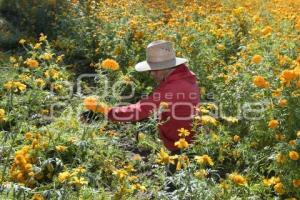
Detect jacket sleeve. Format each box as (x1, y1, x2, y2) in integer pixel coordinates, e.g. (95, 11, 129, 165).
(107, 88, 162, 122)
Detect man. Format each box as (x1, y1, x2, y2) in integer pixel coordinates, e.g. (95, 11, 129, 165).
(81, 40, 200, 191)
(106, 40, 200, 153)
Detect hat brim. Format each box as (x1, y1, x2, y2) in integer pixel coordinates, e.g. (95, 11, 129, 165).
(134, 57, 187, 72)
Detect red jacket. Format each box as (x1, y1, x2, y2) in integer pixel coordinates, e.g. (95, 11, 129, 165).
(107, 64, 200, 151)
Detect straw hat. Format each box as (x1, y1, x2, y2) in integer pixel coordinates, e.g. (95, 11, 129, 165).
(135, 40, 187, 72)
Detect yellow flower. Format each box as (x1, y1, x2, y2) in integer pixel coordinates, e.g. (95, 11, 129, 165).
(232, 7, 244, 16)
(278, 55, 288, 66)
(275, 133, 285, 141)
(24, 58, 39, 69)
(194, 169, 208, 179)
(195, 155, 214, 166)
(297, 80, 300, 88)
(263, 178, 272, 186)
(289, 151, 299, 161)
(156, 148, 175, 165)
(74, 166, 86, 174)
(19, 74, 30, 81)
(40, 52, 53, 60)
(15, 82, 27, 91)
(0, 109, 5, 121)
(101, 59, 120, 71)
(297, 131, 300, 137)
(207, 103, 218, 110)
(4, 81, 27, 92)
(223, 116, 239, 123)
(34, 43, 42, 49)
(292, 179, 300, 188)
(263, 176, 280, 186)
(132, 183, 147, 192)
(24, 132, 33, 140)
(55, 145, 67, 152)
(230, 134, 239, 142)
(53, 84, 63, 91)
(138, 132, 145, 140)
(70, 177, 88, 186)
(261, 26, 272, 36)
(174, 138, 189, 149)
(176, 155, 189, 170)
(272, 88, 282, 98)
(132, 154, 142, 161)
(113, 169, 128, 180)
(128, 175, 138, 182)
(3, 81, 13, 90)
(200, 115, 218, 126)
(276, 153, 286, 164)
(268, 119, 279, 129)
(253, 75, 270, 88)
(279, 99, 287, 107)
(289, 140, 296, 148)
(123, 164, 136, 173)
(19, 39, 26, 45)
(228, 172, 247, 186)
(56, 55, 64, 62)
(9, 56, 17, 63)
(32, 193, 44, 200)
(44, 69, 60, 79)
(35, 78, 46, 88)
(177, 128, 190, 137)
(159, 101, 169, 110)
(58, 171, 71, 183)
(274, 182, 284, 194)
(39, 33, 47, 42)
(216, 44, 225, 50)
(252, 55, 263, 64)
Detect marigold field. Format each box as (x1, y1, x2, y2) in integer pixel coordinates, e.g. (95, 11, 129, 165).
(0, 0, 300, 199)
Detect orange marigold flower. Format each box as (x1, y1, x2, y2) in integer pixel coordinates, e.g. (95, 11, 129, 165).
(251, 55, 263, 64)
(32, 193, 44, 200)
(24, 58, 39, 69)
(253, 75, 270, 88)
(233, 135, 240, 142)
(279, 99, 287, 107)
(83, 97, 110, 114)
(228, 172, 247, 186)
(95, 102, 109, 114)
(261, 26, 272, 36)
(101, 59, 120, 71)
(83, 96, 97, 112)
(292, 179, 300, 188)
(280, 70, 299, 83)
(268, 119, 279, 129)
(289, 151, 299, 161)
(274, 182, 284, 194)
